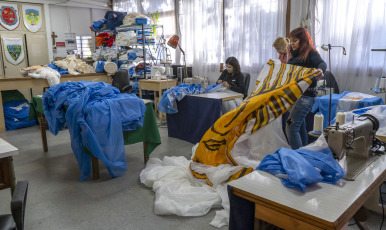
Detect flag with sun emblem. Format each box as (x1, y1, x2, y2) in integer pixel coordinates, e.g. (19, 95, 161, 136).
(190, 59, 317, 186)
(0, 3, 20, 30)
(3, 37, 24, 65)
(22, 4, 42, 32)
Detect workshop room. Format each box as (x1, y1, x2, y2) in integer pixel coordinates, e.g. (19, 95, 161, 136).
(0, 0, 386, 229)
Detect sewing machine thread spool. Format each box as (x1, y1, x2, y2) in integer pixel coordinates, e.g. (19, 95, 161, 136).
(374, 76, 381, 89)
(336, 110, 346, 125)
(380, 77, 386, 90)
(312, 112, 324, 135)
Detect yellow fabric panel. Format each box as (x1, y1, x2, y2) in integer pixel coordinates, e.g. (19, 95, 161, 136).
(191, 60, 316, 184)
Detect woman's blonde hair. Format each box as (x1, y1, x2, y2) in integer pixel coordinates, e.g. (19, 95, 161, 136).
(272, 37, 290, 50)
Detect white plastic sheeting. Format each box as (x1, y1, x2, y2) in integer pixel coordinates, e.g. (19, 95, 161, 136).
(140, 116, 289, 228)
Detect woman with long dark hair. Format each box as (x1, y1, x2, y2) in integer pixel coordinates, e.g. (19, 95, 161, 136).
(217, 56, 245, 94)
(286, 27, 327, 149)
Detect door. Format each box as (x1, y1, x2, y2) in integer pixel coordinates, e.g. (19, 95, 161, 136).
(0, 33, 28, 77)
(25, 33, 49, 66)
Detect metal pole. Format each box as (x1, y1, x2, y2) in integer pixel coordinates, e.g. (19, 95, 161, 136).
(142, 24, 147, 79)
(328, 44, 332, 126)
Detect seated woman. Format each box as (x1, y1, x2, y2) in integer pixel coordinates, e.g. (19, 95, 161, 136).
(217, 56, 245, 94)
(273, 36, 291, 63)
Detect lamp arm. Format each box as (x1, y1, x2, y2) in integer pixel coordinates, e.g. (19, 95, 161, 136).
(177, 44, 188, 81)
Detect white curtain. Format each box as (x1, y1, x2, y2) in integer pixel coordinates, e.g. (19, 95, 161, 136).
(224, 0, 287, 93)
(113, 0, 142, 12)
(313, 0, 386, 94)
(179, 0, 224, 81)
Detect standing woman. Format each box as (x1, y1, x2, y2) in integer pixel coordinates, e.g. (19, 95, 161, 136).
(217, 57, 245, 94)
(286, 27, 327, 149)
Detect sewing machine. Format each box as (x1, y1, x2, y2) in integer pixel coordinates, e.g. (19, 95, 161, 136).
(183, 76, 208, 88)
(323, 114, 382, 180)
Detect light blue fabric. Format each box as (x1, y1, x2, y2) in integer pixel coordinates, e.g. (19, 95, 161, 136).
(158, 84, 226, 114)
(43, 81, 146, 181)
(257, 147, 345, 192)
(4, 100, 37, 131)
(358, 97, 384, 108)
(91, 19, 107, 31)
(286, 95, 315, 149)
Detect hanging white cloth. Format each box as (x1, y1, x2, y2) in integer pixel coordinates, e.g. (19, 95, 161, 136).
(2, 37, 24, 65)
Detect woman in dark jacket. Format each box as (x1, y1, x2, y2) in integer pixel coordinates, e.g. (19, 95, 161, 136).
(286, 27, 327, 149)
(217, 57, 245, 94)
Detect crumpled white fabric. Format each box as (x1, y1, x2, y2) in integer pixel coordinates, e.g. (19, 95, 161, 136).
(140, 156, 221, 216)
(140, 115, 290, 228)
(53, 55, 95, 75)
(27, 67, 60, 86)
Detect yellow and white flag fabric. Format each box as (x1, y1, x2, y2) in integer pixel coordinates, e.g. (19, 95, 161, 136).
(190, 59, 317, 186)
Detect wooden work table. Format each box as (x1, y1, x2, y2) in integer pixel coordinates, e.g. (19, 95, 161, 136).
(228, 154, 386, 229)
(0, 73, 110, 132)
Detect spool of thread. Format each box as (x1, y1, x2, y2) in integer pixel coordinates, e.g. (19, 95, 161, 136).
(374, 77, 381, 89)
(380, 77, 386, 90)
(336, 110, 346, 125)
(312, 112, 324, 135)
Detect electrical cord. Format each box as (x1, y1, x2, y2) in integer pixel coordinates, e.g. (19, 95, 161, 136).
(380, 186, 385, 230)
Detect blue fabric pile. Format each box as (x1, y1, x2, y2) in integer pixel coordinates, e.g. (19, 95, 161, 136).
(104, 11, 127, 30)
(158, 84, 225, 114)
(91, 18, 107, 31)
(257, 147, 345, 192)
(43, 81, 146, 181)
(4, 100, 37, 131)
(47, 62, 69, 75)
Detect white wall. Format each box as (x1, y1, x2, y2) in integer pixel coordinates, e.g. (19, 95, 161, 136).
(49, 5, 108, 59)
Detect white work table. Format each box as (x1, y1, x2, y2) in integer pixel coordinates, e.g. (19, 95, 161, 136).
(0, 138, 19, 195)
(191, 90, 244, 101)
(229, 154, 386, 230)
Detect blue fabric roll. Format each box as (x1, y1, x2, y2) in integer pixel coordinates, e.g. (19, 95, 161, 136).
(43, 81, 146, 181)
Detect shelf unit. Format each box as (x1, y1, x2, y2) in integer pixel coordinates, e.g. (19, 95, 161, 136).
(115, 24, 164, 79)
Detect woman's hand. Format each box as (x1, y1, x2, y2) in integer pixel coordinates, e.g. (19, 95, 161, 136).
(217, 80, 223, 84)
(223, 81, 230, 88)
(313, 69, 324, 80)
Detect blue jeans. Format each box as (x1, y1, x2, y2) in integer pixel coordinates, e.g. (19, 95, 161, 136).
(286, 95, 315, 149)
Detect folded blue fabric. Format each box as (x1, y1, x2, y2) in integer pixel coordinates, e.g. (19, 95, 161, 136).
(4, 100, 37, 131)
(47, 62, 69, 75)
(91, 18, 107, 31)
(43, 81, 146, 181)
(257, 147, 345, 192)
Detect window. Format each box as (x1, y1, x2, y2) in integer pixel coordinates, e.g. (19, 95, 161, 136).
(76, 36, 93, 59)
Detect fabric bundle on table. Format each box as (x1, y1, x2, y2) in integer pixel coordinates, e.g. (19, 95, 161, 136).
(158, 84, 227, 114)
(51, 55, 95, 75)
(257, 136, 345, 192)
(20, 65, 60, 86)
(312, 91, 384, 128)
(43, 81, 146, 181)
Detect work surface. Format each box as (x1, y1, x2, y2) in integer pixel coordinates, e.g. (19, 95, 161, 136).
(0, 73, 110, 132)
(229, 154, 386, 229)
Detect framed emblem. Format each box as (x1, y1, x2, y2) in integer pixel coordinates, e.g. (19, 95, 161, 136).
(0, 3, 20, 30)
(2, 37, 24, 65)
(22, 4, 42, 32)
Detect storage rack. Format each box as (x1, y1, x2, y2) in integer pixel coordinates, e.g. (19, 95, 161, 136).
(115, 24, 164, 79)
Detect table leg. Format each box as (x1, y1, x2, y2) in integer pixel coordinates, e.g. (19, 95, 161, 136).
(8, 156, 16, 196)
(143, 141, 149, 164)
(139, 85, 143, 99)
(91, 155, 99, 180)
(39, 113, 48, 152)
(0, 92, 5, 132)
